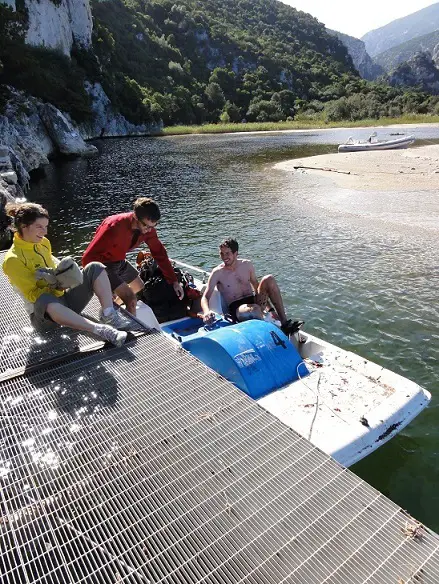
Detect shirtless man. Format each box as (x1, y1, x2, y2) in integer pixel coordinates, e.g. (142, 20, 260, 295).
(201, 238, 297, 336)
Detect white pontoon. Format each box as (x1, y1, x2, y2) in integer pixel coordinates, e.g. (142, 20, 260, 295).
(134, 259, 430, 468)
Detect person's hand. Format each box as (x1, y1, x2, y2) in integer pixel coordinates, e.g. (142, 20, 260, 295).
(203, 311, 216, 325)
(173, 281, 184, 300)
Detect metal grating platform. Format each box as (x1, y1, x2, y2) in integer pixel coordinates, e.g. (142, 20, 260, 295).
(0, 253, 145, 378)
(1, 333, 439, 584)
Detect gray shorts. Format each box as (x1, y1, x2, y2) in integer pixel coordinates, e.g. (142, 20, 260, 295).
(104, 260, 139, 291)
(31, 262, 105, 332)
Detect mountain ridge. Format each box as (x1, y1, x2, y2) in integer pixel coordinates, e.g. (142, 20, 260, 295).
(373, 29, 439, 72)
(362, 3, 439, 57)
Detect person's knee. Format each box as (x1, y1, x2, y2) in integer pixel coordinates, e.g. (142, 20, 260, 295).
(128, 275, 145, 294)
(84, 261, 106, 280)
(118, 286, 137, 308)
(45, 301, 64, 322)
(260, 274, 275, 287)
(237, 304, 263, 321)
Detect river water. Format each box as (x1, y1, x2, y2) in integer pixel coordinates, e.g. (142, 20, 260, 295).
(29, 125, 439, 530)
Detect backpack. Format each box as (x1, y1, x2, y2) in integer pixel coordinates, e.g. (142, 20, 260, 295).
(137, 254, 201, 323)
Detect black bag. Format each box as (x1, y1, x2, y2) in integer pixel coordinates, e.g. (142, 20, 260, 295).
(138, 257, 188, 323)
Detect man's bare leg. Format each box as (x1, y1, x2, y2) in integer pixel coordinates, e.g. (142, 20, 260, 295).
(236, 303, 263, 322)
(257, 274, 288, 325)
(113, 276, 144, 315)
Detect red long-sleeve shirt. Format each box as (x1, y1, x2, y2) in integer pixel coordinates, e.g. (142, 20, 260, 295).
(82, 212, 177, 283)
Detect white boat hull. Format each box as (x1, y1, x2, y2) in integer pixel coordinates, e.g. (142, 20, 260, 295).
(258, 331, 430, 467)
(134, 261, 431, 468)
(338, 135, 415, 152)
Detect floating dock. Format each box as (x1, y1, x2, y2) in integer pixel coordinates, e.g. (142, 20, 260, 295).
(1, 253, 438, 583)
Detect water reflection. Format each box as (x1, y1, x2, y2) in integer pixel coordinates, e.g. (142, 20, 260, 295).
(27, 128, 439, 529)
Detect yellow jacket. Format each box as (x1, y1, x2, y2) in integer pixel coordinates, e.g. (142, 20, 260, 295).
(2, 233, 64, 313)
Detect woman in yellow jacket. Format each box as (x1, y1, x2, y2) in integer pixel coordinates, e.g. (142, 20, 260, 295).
(3, 202, 130, 347)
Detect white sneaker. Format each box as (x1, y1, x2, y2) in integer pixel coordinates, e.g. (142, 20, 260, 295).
(95, 324, 127, 347)
(99, 308, 133, 331)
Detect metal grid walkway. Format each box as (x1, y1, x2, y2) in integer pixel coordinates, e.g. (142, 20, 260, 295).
(0, 253, 144, 378)
(1, 333, 439, 584)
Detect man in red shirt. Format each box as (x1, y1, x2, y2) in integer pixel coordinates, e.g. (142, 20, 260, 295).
(82, 198, 183, 315)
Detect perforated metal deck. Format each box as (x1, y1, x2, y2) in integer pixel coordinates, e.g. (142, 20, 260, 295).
(0, 252, 144, 379)
(1, 254, 439, 583)
(0, 334, 438, 583)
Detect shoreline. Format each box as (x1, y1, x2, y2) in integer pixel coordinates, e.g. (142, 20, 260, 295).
(159, 118, 439, 137)
(274, 144, 439, 191)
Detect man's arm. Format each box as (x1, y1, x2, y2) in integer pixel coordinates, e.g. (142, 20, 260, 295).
(146, 231, 184, 300)
(201, 270, 220, 323)
(146, 231, 176, 284)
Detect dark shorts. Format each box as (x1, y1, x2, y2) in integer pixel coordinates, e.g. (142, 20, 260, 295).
(104, 260, 139, 291)
(228, 295, 256, 323)
(31, 262, 105, 332)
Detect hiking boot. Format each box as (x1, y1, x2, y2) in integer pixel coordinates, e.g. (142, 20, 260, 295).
(99, 308, 133, 331)
(281, 319, 305, 336)
(95, 324, 127, 347)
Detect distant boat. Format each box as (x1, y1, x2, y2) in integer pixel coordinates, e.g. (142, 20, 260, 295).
(338, 132, 415, 152)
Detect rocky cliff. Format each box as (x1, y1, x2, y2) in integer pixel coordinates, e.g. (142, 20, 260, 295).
(373, 30, 439, 73)
(0, 0, 161, 188)
(5, 0, 92, 56)
(387, 51, 439, 95)
(327, 29, 384, 80)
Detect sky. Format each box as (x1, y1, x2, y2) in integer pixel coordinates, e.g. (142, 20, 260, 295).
(281, 1, 437, 38)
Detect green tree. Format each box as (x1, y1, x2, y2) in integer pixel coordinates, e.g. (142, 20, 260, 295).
(222, 100, 241, 122)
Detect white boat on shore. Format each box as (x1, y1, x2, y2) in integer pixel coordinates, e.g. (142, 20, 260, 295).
(338, 133, 415, 153)
(134, 259, 431, 468)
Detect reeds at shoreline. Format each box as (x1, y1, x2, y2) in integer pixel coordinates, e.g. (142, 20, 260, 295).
(159, 114, 439, 136)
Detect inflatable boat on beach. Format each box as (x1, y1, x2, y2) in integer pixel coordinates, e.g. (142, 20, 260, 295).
(338, 133, 415, 152)
(134, 259, 431, 468)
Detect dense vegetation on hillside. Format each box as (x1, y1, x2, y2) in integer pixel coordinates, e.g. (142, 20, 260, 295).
(1, 0, 439, 126)
(87, 0, 359, 125)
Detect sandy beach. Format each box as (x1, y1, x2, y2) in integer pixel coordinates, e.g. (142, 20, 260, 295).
(275, 144, 439, 191)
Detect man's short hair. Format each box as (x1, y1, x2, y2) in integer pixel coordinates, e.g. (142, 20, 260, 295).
(133, 197, 161, 222)
(219, 238, 238, 253)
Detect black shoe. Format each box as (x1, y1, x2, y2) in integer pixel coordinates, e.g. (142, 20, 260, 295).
(281, 319, 305, 336)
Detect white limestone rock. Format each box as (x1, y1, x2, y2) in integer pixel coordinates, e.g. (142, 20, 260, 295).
(25, 0, 92, 57)
(39, 103, 98, 156)
(0, 179, 14, 203)
(1, 171, 18, 185)
(80, 82, 163, 139)
(327, 29, 384, 80)
(0, 94, 52, 177)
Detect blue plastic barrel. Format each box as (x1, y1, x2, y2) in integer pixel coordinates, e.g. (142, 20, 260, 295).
(181, 320, 308, 399)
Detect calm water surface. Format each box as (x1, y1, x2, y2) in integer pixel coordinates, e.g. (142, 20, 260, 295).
(29, 126, 439, 530)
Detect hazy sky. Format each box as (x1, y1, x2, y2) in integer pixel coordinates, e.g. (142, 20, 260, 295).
(282, 1, 437, 38)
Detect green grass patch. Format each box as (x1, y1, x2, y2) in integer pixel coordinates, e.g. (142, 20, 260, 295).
(160, 114, 439, 135)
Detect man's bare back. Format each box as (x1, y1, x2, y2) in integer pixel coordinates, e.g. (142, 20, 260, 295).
(212, 259, 255, 306)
